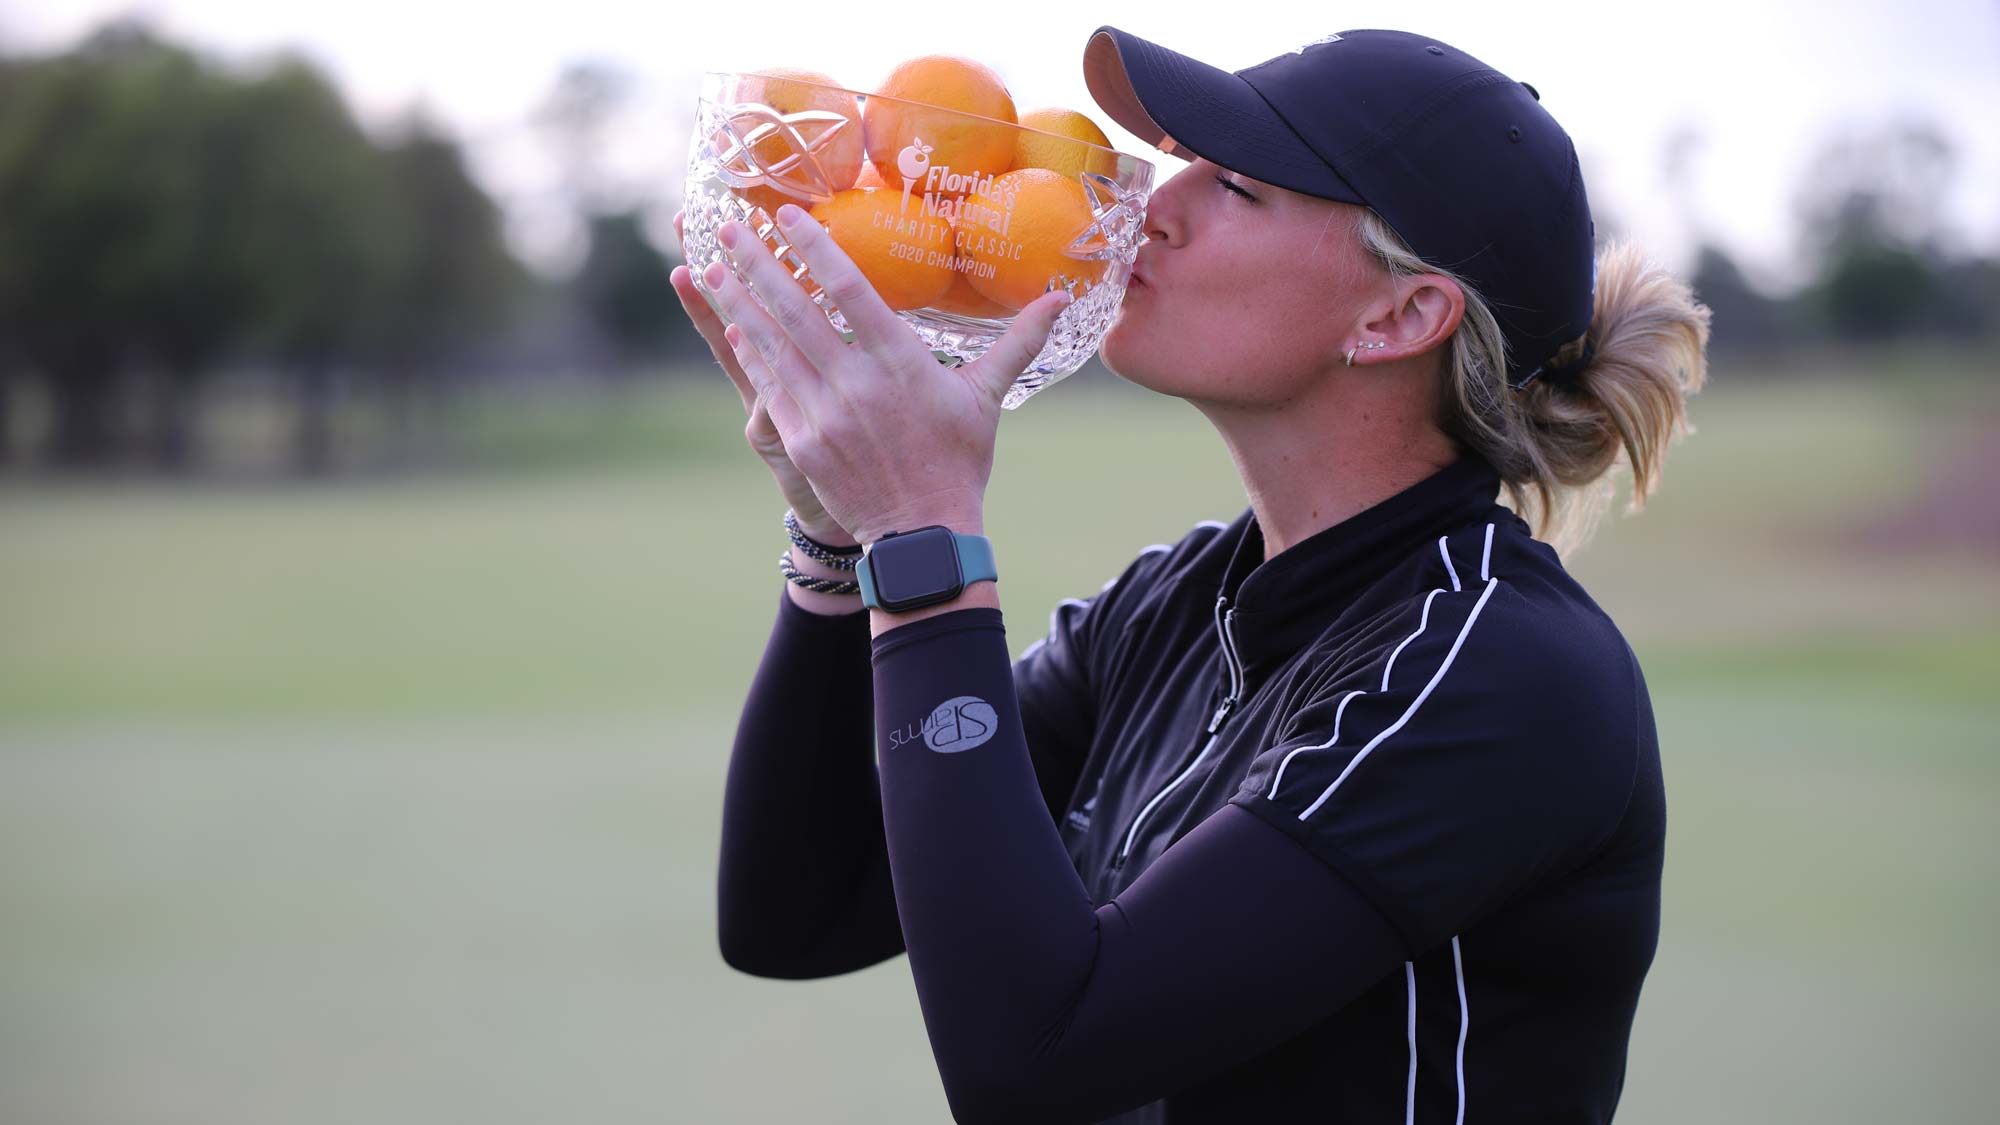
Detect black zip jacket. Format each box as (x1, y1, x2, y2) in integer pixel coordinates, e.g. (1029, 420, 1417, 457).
(718, 454, 1664, 1124)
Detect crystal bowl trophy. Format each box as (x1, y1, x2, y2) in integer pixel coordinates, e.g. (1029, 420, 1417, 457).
(682, 70, 1155, 408)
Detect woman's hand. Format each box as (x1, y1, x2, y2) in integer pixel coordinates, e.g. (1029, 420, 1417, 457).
(700, 204, 1073, 544)
(669, 210, 855, 547)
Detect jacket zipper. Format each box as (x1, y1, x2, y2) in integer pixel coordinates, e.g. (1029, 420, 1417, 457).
(1113, 594, 1245, 870)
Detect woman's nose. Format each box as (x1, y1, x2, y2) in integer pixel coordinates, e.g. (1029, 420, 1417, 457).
(1139, 165, 1193, 247)
(1141, 191, 1174, 246)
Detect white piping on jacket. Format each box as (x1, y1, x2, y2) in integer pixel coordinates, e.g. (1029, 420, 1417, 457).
(1437, 535, 1462, 592)
(1298, 576, 1501, 820)
(1265, 690, 1364, 799)
(1404, 960, 1419, 1125)
(1453, 935, 1470, 1125)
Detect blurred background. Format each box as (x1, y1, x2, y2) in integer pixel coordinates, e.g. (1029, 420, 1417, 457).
(0, 1, 1995, 1122)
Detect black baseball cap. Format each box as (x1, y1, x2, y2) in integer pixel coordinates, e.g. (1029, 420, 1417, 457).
(1085, 27, 1596, 387)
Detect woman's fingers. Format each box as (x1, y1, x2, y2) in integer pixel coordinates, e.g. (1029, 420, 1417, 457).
(741, 389, 785, 460)
(769, 206, 917, 360)
(669, 262, 758, 417)
(720, 316, 810, 445)
(713, 219, 853, 379)
(968, 288, 1075, 404)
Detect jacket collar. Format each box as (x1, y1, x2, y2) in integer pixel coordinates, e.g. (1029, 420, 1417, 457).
(1206, 453, 1503, 678)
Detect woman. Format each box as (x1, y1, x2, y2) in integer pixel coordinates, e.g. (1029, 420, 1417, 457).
(672, 26, 1710, 1125)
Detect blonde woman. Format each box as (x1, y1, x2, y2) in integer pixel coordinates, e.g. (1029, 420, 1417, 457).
(674, 26, 1711, 1125)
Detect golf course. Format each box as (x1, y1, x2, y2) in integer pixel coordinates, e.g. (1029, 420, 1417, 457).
(2, 354, 1995, 1123)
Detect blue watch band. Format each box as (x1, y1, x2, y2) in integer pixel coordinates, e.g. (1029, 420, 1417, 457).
(856, 528, 998, 612)
(955, 533, 999, 585)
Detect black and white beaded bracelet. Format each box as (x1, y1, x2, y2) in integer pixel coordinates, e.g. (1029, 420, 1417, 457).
(784, 508, 864, 572)
(778, 548, 861, 596)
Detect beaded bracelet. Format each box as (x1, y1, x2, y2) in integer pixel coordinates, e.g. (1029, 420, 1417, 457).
(779, 548, 862, 596)
(785, 508, 863, 571)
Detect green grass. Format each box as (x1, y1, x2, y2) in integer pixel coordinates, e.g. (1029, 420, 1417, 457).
(1, 363, 1996, 1123)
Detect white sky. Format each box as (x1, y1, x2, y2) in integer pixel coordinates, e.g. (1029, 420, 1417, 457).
(4, 0, 1996, 289)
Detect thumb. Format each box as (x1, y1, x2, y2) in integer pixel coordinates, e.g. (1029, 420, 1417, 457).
(971, 288, 1075, 403)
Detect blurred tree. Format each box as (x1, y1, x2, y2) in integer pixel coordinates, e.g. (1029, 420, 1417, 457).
(572, 210, 680, 375)
(1815, 241, 1942, 341)
(0, 22, 385, 471)
(1794, 118, 1958, 341)
(371, 113, 528, 459)
(0, 21, 532, 473)
(0, 29, 159, 466)
(122, 40, 261, 471)
(1934, 258, 2000, 340)
(1690, 244, 1793, 355)
(0, 53, 17, 465)
(0, 325, 14, 467)
(221, 54, 407, 474)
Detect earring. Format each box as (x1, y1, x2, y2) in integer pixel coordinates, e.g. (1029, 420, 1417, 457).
(1344, 341, 1385, 367)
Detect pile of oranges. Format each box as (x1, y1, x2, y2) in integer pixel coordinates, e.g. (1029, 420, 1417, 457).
(726, 57, 1119, 317)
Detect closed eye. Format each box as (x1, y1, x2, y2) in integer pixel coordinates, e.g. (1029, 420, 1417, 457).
(1214, 174, 1255, 201)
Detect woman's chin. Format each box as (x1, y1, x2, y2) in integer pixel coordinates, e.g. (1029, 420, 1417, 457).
(1096, 318, 1159, 392)
(1097, 316, 1133, 372)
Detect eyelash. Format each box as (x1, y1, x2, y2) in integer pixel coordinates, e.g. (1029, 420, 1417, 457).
(1214, 174, 1254, 200)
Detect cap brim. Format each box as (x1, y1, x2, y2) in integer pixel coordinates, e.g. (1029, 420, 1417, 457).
(1084, 26, 1365, 204)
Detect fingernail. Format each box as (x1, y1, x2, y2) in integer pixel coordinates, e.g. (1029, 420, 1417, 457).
(703, 261, 727, 288)
(776, 204, 807, 230)
(718, 223, 741, 250)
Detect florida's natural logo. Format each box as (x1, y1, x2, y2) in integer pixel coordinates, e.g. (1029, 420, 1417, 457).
(889, 695, 1000, 753)
(894, 136, 1021, 234)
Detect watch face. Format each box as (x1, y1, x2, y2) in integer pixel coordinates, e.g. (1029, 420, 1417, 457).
(873, 527, 963, 608)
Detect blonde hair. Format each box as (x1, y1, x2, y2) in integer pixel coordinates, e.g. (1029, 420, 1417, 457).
(1354, 209, 1712, 554)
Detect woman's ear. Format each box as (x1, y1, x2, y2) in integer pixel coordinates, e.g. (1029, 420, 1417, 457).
(1353, 273, 1465, 365)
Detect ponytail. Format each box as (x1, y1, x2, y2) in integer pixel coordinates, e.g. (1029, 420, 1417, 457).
(1355, 212, 1712, 553)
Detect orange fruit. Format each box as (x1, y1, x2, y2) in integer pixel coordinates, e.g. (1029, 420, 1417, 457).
(957, 168, 1108, 312)
(1012, 107, 1118, 181)
(807, 187, 956, 311)
(863, 55, 1017, 198)
(726, 67, 864, 214)
(933, 237, 1014, 319)
(853, 161, 887, 189)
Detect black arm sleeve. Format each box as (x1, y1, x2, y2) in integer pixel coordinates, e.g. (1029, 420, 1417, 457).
(872, 607, 1408, 1125)
(716, 591, 904, 978)
(716, 589, 1103, 979)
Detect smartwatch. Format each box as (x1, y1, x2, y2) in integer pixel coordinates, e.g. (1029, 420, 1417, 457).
(855, 526, 998, 612)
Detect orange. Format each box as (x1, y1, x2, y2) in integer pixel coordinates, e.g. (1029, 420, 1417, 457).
(727, 67, 864, 214)
(933, 233, 1015, 319)
(853, 161, 887, 189)
(863, 55, 1017, 198)
(957, 168, 1108, 313)
(1012, 107, 1119, 182)
(807, 187, 956, 312)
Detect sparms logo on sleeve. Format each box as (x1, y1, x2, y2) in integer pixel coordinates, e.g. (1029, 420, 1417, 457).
(890, 695, 1000, 753)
